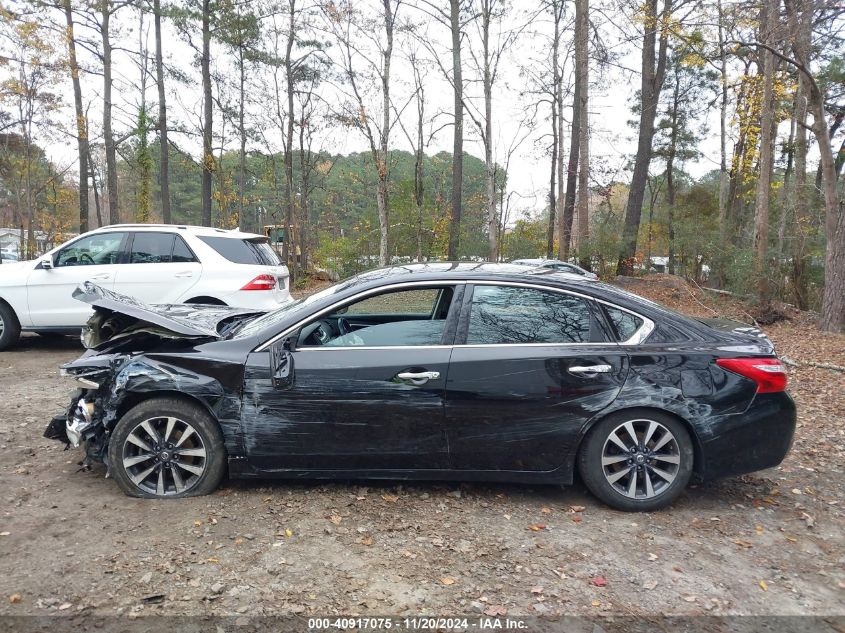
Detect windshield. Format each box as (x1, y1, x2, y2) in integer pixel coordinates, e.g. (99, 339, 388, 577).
(231, 283, 345, 339)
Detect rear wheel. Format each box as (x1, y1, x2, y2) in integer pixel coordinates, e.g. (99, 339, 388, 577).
(578, 410, 693, 512)
(107, 397, 227, 498)
(0, 303, 21, 352)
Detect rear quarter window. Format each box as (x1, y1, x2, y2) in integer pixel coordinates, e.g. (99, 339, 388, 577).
(603, 306, 644, 341)
(199, 236, 281, 266)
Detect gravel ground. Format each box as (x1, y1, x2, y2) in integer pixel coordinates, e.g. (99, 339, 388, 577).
(0, 277, 843, 621)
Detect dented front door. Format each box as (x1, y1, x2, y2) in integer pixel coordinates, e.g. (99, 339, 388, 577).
(240, 347, 451, 471)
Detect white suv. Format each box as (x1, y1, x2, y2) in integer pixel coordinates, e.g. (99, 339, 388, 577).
(0, 224, 291, 350)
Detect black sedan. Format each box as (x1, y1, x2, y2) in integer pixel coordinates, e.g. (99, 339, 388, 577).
(45, 264, 796, 511)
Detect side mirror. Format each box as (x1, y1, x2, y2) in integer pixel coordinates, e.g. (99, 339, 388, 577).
(40, 256, 54, 270)
(270, 340, 294, 389)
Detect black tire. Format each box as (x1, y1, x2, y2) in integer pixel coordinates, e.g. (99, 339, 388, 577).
(107, 397, 227, 499)
(0, 302, 21, 352)
(577, 409, 694, 512)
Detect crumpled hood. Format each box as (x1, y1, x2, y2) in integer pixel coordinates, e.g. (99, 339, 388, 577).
(73, 282, 266, 348)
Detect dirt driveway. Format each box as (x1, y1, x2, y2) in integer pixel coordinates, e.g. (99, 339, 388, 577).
(1, 280, 844, 621)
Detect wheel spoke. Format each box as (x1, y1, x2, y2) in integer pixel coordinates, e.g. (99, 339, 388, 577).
(123, 453, 155, 468)
(650, 465, 675, 482)
(130, 463, 157, 485)
(642, 420, 658, 447)
(602, 454, 629, 466)
(164, 417, 177, 443)
(626, 468, 638, 497)
(176, 447, 206, 458)
(156, 468, 165, 496)
(652, 430, 674, 452)
(170, 464, 185, 493)
(607, 430, 629, 452)
(175, 427, 195, 448)
(141, 420, 162, 445)
(623, 421, 639, 447)
(652, 453, 680, 464)
(175, 461, 204, 477)
(644, 470, 655, 497)
(606, 466, 632, 485)
(126, 432, 152, 452)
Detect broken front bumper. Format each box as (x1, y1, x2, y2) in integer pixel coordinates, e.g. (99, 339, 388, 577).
(44, 395, 96, 448)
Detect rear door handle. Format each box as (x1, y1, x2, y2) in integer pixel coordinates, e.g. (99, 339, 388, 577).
(90, 273, 111, 280)
(568, 364, 612, 376)
(174, 271, 194, 278)
(396, 371, 440, 385)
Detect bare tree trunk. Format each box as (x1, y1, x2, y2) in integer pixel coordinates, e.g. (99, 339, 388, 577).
(666, 70, 679, 275)
(752, 0, 778, 304)
(448, 0, 463, 260)
(717, 0, 728, 255)
(376, 0, 394, 267)
(153, 0, 170, 223)
(283, 1, 296, 274)
(481, 0, 497, 262)
(102, 2, 119, 224)
(64, 0, 89, 233)
(238, 37, 247, 230)
(546, 0, 560, 260)
(574, 0, 589, 269)
(201, 0, 213, 226)
(616, 0, 672, 275)
(559, 77, 579, 262)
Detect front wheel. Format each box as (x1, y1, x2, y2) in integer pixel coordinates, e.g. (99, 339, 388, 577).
(107, 397, 227, 498)
(577, 410, 694, 512)
(0, 302, 21, 352)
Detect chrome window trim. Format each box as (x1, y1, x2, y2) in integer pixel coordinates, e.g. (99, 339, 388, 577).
(464, 280, 654, 347)
(253, 278, 654, 352)
(253, 280, 466, 352)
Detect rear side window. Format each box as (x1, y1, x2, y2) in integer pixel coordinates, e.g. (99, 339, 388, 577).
(172, 236, 196, 263)
(604, 306, 643, 341)
(199, 236, 281, 266)
(130, 233, 198, 264)
(466, 285, 593, 344)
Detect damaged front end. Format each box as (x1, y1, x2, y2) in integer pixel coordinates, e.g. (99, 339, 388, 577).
(44, 282, 259, 469)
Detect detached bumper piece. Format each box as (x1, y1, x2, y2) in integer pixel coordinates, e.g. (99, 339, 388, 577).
(44, 415, 69, 445)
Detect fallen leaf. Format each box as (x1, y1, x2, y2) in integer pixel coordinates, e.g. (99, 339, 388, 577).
(759, 580, 768, 592)
(285, 528, 293, 538)
(569, 505, 585, 512)
(440, 577, 456, 585)
(234, 538, 244, 545)
(791, 488, 802, 495)
(733, 540, 754, 548)
(682, 595, 697, 603)
(0, 532, 10, 537)
(540, 507, 551, 514)
(785, 536, 797, 543)
(58, 603, 72, 610)
(527, 524, 547, 532)
(381, 494, 399, 503)
(9, 594, 21, 604)
(207, 557, 219, 563)
(591, 600, 601, 607)
(530, 586, 544, 594)
(647, 552, 658, 561)
(590, 576, 607, 587)
(755, 525, 764, 535)
(503, 514, 511, 520)
(643, 580, 658, 590)
(360, 536, 373, 546)
(572, 515, 582, 524)
(329, 515, 342, 525)
(193, 521, 202, 527)
(484, 605, 507, 616)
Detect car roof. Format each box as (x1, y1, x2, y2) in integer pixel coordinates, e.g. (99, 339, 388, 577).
(92, 224, 266, 240)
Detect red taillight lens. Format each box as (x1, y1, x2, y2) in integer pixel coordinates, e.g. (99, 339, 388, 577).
(240, 274, 277, 291)
(716, 358, 787, 393)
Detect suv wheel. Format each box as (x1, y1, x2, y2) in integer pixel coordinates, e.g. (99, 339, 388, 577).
(578, 410, 694, 512)
(0, 303, 21, 351)
(107, 397, 227, 498)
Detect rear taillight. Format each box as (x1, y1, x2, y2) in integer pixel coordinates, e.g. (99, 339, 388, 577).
(240, 274, 277, 291)
(715, 358, 787, 393)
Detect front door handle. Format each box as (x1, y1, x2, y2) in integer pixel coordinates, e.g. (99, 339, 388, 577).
(89, 273, 111, 280)
(396, 371, 440, 385)
(568, 364, 612, 376)
(174, 271, 194, 278)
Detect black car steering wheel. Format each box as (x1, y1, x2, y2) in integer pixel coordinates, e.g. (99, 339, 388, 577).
(300, 319, 333, 345)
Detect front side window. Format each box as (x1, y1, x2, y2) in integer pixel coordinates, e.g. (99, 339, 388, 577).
(466, 285, 593, 345)
(130, 232, 175, 263)
(300, 286, 454, 348)
(55, 232, 127, 267)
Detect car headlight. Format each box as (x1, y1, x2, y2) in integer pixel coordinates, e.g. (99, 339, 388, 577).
(60, 367, 102, 390)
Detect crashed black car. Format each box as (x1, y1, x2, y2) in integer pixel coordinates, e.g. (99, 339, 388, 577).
(46, 264, 796, 512)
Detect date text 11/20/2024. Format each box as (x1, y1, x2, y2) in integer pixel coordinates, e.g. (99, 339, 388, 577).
(307, 617, 529, 630)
